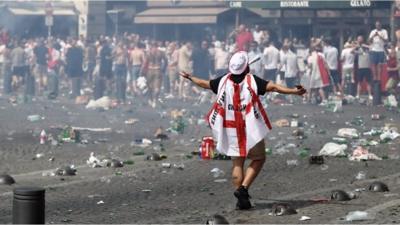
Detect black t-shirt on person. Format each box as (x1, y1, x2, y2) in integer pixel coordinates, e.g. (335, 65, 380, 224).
(209, 74, 269, 96)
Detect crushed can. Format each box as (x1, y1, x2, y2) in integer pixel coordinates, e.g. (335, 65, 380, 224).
(201, 136, 215, 159)
(371, 114, 380, 120)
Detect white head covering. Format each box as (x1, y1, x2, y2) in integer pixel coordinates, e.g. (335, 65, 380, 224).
(229, 51, 249, 75)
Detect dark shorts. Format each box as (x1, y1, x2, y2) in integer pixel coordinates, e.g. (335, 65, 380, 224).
(356, 68, 372, 83)
(330, 70, 341, 85)
(285, 77, 297, 88)
(369, 51, 386, 65)
(99, 64, 113, 80)
(264, 69, 277, 82)
(12, 66, 26, 77)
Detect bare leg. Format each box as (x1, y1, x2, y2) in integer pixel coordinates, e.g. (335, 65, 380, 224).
(178, 77, 185, 99)
(371, 64, 378, 80)
(357, 83, 362, 97)
(232, 157, 245, 189)
(241, 158, 266, 188)
(319, 88, 326, 101)
(366, 82, 372, 97)
(377, 64, 382, 81)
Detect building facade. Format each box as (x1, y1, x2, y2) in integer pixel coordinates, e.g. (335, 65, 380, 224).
(235, 0, 393, 47)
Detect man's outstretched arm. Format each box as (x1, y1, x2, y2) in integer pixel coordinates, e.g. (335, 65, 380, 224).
(179, 71, 211, 89)
(266, 82, 306, 95)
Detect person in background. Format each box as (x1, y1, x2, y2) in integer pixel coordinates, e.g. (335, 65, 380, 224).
(248, 41, 263, 76)
(0, 40, 5, 79)
(208, 42, 216, 78)
(341, 42, 355, 96)
(307, 42, 330, 105)
(369, 20, 388, 81)
(262, 41, 279, 82)
(178, 41, 193, 100)
(353, 35, 373, 100)
(99, 39, 113, 96)
(129, 42, 146, 96)
(47, 41, 61, 99)
(368, 20, 388, 102)
(283, 45, 299, 89)
(252, 25, 263, 46)
(84, 39, 97, 84)
(214, 41, 229, 76)
(146, 42, 167, 108)
(166, 42, 179, 98)
(193, 41, 211, 80)
(323, 38, 341, 96)
(10, 40, 26, 92)
(387, 45, 399, 94)
(2, 42, 12, 94)
(65, 39, 83, 98)
(232, 24, 253, 52)
(113, 42, 128, 104)
(33, 38, 48, 95)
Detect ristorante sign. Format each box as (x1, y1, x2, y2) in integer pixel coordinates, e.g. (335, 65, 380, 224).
(235, 0, 377, 9)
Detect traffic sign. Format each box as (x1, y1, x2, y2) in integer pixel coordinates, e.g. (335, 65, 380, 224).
(45, 15, 53, 26)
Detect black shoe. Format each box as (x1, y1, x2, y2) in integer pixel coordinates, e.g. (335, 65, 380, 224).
(234, 186, 252, 210)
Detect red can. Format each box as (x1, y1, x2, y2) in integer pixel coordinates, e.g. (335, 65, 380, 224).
(201, 136, 215, 159)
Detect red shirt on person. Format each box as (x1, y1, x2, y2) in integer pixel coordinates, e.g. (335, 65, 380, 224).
(236, 31, 253, 51)
(388, 55, 399, 78)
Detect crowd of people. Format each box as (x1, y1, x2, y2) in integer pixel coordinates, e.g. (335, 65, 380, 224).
(0, 21, 399, 107)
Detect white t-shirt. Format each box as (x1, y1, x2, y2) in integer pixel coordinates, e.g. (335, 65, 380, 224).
(283, 50, 298, 78)
(248, 50, 263, 76)
(253, 30, 263, 45)
(0, 44, 5, 63)
(323, 46, 338, 70)
(369, 29, 388, 52)
(279, 50, 287, 72)
(296, 48, 309, 59)
(263, 45, 279, 70)
(214, 48, 229, 70)
(341, 48, 355, 69)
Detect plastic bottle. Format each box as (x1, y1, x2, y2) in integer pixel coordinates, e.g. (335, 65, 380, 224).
(40, 130, 47, 144)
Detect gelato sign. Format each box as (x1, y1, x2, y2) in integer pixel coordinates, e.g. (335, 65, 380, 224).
(280, 0, 309, 8)
(350, 0, 371, 7)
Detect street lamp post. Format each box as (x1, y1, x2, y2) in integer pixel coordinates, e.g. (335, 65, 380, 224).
(45, 1, 53, 38)
(115, 12, 118, 35)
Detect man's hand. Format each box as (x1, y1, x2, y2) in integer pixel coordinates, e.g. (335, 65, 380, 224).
(294, 85, 307, 96)
(179, 71, 192, 80)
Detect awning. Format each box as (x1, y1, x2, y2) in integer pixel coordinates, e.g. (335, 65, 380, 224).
(8, 7, 76, 16)
(107, 9, 125, 14)
(247, 8, 281, 18)
(134, 7, 229, 24)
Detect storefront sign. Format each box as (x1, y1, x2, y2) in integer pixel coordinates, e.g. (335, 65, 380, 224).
(45, 15, 53, 26)
(239, 0, 380, 9)
(229, 1, 242, 8)
(280, 0, 309, 8)
(350, 0, 371, 7)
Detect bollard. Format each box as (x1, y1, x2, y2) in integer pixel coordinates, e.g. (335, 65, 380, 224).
(13, 187, 45, 224)
(373, 80, 382, 106)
